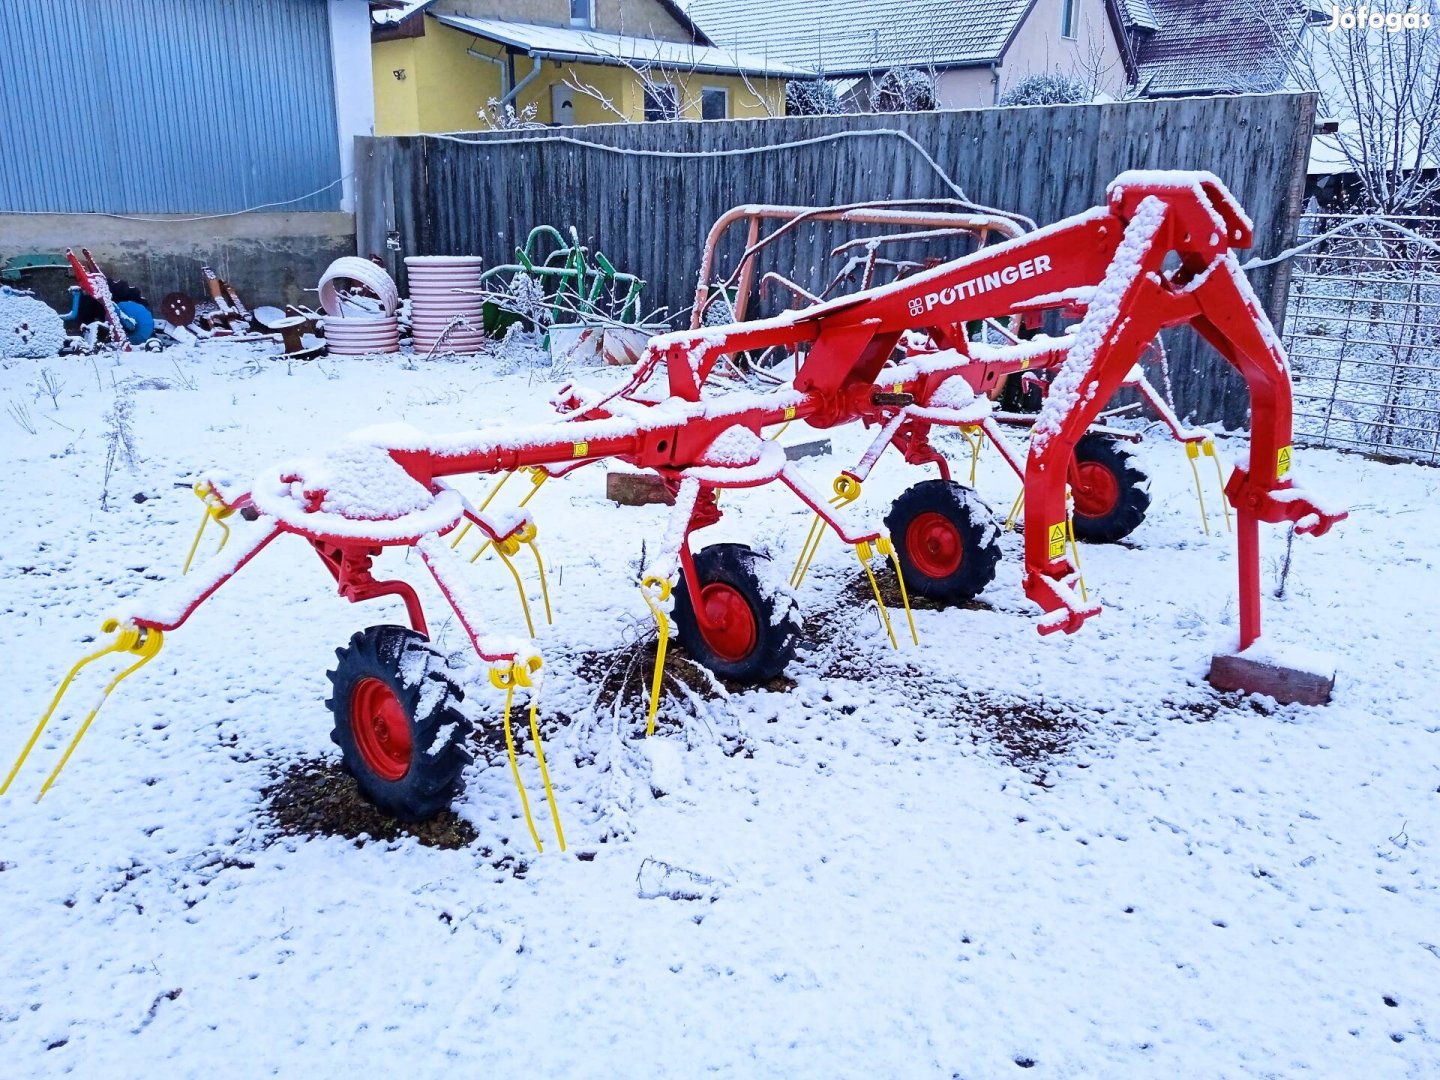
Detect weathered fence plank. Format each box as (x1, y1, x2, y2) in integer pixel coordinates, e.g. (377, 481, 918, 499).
(356, 93, 1316, 428)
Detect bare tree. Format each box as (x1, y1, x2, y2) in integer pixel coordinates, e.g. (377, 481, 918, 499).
(1271, 2, 1440, 214)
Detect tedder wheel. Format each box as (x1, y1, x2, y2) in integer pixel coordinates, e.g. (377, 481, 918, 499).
(326, 624, 473, 821)
(673, 543, 801, 684)
(1069, 432, 1151, 543)
(885, 479, 1002, 603)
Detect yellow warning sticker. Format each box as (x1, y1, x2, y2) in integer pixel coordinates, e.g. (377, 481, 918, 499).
(1276, 445, 1292, 478)
(783, 406, 796, 421)
(572, 441, 589, 459)
(892, 382, 904, 394)
(1020, 357, 1031, 370)
(1048, 523, 1067, 560)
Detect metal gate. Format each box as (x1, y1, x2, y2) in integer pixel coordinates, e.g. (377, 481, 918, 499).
(1285, 211, 1440, 463)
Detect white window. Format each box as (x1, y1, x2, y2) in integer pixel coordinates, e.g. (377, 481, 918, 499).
(643, 82, 679, 121)
(1060, 0, 1078, 39)
(700, 86, 728, 120)
(569, 0, 593, 28)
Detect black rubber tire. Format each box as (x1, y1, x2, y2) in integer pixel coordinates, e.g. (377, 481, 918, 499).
(1069, 432, 1151, 543)
(673, 543, 800, 684)
(884, 479, 1002, 603)
(326, 624, 472, 821)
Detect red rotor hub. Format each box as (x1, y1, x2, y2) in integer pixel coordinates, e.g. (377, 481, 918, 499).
(1072, 461, 1120, 518)
(906, 511, 964, 578)
(350, 676, 412, 781)
(698, 583, 758, 663)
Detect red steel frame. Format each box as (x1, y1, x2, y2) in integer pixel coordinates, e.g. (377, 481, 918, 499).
(126, 171, 1344, 671)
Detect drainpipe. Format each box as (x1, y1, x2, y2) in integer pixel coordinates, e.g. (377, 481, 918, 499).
(990, 60, 1001, 105)
(466, 42, 508, 90)
(503, 54, 544, 107)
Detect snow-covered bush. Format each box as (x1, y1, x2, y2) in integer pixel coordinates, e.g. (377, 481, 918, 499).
(786, 79, 844, 116)
(868, 68, 937, 113)
(999, 72, 1093, 106)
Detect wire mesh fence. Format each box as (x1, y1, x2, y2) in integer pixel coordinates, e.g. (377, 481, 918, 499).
(1283, 211, 1440, 463)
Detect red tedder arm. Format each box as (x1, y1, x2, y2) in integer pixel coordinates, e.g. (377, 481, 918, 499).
(648, 170, 1344, 644)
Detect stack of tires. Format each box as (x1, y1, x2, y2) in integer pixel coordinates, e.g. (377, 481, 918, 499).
(405, 256, 485, 355)
(318, 257, 399, 356)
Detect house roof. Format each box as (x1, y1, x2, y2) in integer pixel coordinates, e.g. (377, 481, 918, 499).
(432, 13, 814, 78)
(1132, 0, 1310, 95)
(1117, 0, 1159, 32)
(682, 0, 1035, 76)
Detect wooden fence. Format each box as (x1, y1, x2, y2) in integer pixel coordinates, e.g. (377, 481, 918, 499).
(355, 93, 1317, 428)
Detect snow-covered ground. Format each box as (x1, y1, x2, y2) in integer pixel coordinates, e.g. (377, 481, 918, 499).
(1, 341, 1437, 1077)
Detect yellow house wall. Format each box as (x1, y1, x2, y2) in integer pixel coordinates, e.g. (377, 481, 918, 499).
(374, 25, 503, 134)
(374, 19, 789, 133)
(372, 37, 420, 135)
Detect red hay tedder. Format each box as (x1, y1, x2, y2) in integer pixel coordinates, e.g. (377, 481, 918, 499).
(5, 171, 1345, 838)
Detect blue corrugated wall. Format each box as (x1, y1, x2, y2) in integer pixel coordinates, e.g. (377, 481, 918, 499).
(0, 0, 342, 213)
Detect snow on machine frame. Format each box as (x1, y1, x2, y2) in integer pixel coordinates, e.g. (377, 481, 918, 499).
(5, 171, 1345, 837)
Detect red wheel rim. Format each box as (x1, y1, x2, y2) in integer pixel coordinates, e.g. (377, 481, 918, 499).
(1072, 461, 1120, 518)
(350, 676, 412, 781)
(698, 583, 758, 663)
(906, 511, 964, 578)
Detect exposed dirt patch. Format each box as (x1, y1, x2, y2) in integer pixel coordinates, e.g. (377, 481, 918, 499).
(577, 636, 725, 720)
(260, 757, 479, 850)
(945, 691, 1090, 771)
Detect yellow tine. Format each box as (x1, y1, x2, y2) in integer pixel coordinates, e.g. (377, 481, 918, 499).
(526, 696, 565, 852)
(967, 428, 985, 487)
(2, 636, 128, 797)
(640, 579, 672, 737)
(856, 545, 899, 650)
(500, 682, 544, 853)
(1004, 488, 1026, 532)
(181, 500, 212, 575)
(493, 543, 536, 638)
(1185, 442, 1211, 537)
(525, 539, 553, 626)
(37, 642, 163, 801)
(790, 513, 825, 588)
(1206, 440, 1233, 531)
(478, 471, 515, 511)
(517, 470, 548, 509)
(455, 470, 515, 549)
(883, 541, 920, 646)
(212, 513, 232, 555)
(1066, 510, 1088, 604)
(449, 520, 473, 550)
(767, 419, 792, 442)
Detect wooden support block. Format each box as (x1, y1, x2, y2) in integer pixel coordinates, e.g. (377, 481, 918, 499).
(606, 472, 675, 507)
(1207, 650, 1336, 706)
(782, 439, 831, 462)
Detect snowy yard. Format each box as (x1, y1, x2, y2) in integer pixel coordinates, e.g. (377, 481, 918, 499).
(1, 342, 1437, 1077)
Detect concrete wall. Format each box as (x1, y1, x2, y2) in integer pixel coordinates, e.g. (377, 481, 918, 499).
(998, 0, 1127, 100)
(0, 213, 356, 314)
(373, 18, 784, 133)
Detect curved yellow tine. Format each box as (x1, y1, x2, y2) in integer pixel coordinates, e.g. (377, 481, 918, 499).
(525, 538, 553, 626)
(526, 695, 565, 852)
(791, 513, 825, 588)
(37, 637, 164, 801)
(499, 680, 543, 853)
(856, 543, 898, 650)
(880, 538, 919, 646)
(2, 637, 126, 796)
(181, 501, 212, 576)
(639, 577, 672, 736)
(1186, 441, 1211, 536)
(1205, 439, 1233, 531)
(493, 542, 536, 638)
